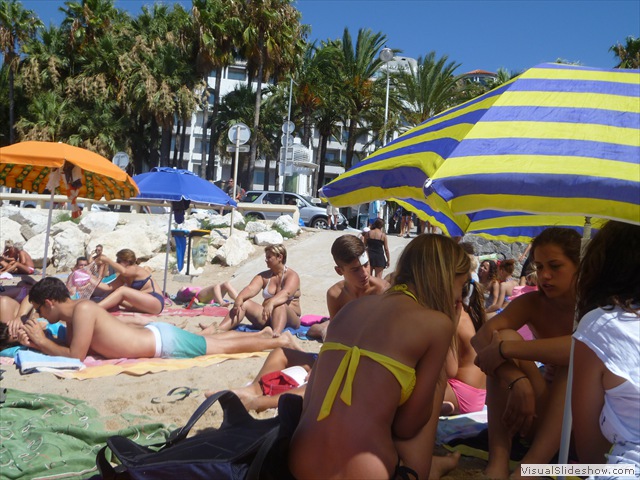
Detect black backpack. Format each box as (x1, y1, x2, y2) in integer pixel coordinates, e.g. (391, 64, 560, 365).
(97, 390, 301, 480)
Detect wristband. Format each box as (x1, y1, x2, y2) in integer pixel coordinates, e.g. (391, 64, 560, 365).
(508, 376, 528, 390)
(498, 340, 508, 360)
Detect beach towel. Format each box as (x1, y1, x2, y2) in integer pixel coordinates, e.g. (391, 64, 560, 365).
(45, 351, 269, 380)
(234, 323, 310, 339)
(110, 305, 230, 317)
(300, 314, 329, 326)
(16, 350, 85, 374)
(0, 389, 171, 480)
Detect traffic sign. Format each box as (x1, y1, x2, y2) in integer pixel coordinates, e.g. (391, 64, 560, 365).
(281, 134, 294, 146)
(112, 151, 129, 170)
(226, 145, 250, 153)
(228, 123, 251, 145)
(281, 121, 295, 134)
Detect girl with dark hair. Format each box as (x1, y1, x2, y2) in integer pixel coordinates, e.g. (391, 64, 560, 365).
(363, 218, 390, 278)
(572, 220, 640, 476)
(479, 259, 500, 311)
(486, 259, 519, 318)
(471, 227, 581, 479)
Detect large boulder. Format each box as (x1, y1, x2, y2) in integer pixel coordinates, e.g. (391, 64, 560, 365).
(215, 234, 255, 266)
(253, 230, 284, 246)
(23, 232, 48, 267)
(273, 215, 301, 237)
(52, 225, 90, 270)
(79, 211, 119, 234)
(245, 220, 270, 234)
(0, 217, 25, 246)
(10, 208, 51, 235)
(88, 223, 164, 261)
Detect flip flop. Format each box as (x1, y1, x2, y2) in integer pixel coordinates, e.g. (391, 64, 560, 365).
(151, 386, 198, 404)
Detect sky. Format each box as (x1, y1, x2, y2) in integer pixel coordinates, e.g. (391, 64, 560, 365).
(17, 0, 640, 74)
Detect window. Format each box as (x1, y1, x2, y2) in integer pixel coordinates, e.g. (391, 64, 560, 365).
(227, 67, 246, 81)
(265, 193, 284, 205)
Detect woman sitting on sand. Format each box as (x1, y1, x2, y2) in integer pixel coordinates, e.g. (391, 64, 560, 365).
(485, 259, 519, 318)
(472, 227, 581, 480)
(201, 244, 301, 338)
(289, 234, 471, 480)
(442, 264, 487, 416)
(95, 249, 164, 314)
(572, 220, 639, 474)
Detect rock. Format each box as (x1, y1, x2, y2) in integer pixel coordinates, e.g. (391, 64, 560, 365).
(23, 232, 48, 267)
(0, 217, 24, 245)
(79, 211, 119, 234)
(52, 226, 90, 270)
(273, 215, 301, 237)
(245, 221, 271, 234)
(215, 234, 255, 266)
(254, 230, 284, 246)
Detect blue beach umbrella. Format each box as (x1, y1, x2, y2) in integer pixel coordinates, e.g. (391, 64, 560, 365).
(322, 63, 640, 241)
(132, 167, 236, 293)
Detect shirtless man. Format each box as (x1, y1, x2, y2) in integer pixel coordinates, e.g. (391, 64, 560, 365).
(15, 277, 300, 361)
(307, 234, 389, 341)
(206, 234, 390, 411)
(0, 241, 35, 275)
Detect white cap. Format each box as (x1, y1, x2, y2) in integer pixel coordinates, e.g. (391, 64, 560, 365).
(362, 227, 370, 233)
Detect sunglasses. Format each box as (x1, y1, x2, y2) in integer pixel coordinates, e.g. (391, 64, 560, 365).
(34, 303, 43, 315)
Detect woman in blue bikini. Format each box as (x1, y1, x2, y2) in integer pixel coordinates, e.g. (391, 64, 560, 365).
(289, 235, 471, 480)
(96, 249, 165, 314)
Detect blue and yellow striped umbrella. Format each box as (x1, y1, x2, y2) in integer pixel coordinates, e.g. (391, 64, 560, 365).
(322, 63, 639, 241)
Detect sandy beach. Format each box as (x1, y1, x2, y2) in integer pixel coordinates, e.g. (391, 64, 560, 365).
(2, 229, 487, 478)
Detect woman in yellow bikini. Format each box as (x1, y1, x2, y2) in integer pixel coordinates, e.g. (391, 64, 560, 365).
(289, 234, 471, 480)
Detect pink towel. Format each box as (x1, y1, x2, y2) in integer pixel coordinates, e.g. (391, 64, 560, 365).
(300, 314, 328, 326)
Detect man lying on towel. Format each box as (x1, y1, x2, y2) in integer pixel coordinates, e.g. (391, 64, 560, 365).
(12, 277, 299, 362)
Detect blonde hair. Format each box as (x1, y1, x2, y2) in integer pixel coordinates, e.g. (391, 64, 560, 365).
(393, 234, 470, 324)
(265, 244, 287, 264)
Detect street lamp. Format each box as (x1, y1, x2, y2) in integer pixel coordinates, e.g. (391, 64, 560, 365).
(379, 47, 394, 145)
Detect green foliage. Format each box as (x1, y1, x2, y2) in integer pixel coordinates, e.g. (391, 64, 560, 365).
(54, 212, 81, 224)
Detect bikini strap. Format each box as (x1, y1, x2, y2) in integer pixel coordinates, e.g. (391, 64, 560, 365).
(388, 283, 418, 303)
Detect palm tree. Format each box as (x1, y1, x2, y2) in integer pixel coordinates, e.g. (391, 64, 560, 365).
(0, 0, 43, 143)
(336, 28, 387, 169)
(192, 0, 242, 180)
(394, 52, 462, 128)
(15, 90, 71, 141)
(610, 36, 640, 69)
(237, 0, 306, 189)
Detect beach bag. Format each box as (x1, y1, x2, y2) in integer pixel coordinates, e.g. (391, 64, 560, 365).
(96, 390, 301, 480)
(260, 366, 308, 396)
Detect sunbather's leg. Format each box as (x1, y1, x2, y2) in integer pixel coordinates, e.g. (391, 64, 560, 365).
(215, 299, 262, 332)
(201, 329, 302, 355)
(98, 285, 163, 314)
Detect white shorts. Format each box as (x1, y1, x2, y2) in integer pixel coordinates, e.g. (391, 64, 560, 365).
(326, 205, 339, 215)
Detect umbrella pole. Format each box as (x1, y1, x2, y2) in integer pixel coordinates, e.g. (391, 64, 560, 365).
(162, 204, 172, 296)
(41, 190, 55, 277)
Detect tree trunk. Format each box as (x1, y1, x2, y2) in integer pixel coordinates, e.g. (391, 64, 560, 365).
(206, 66, 223, 181)
(149, 118, 160, 168)
(8, 68, 15, 144)
(160, 122, 173, 167)
(247, 34, 265, 190)
(316, 133, 329, 193)
(345, 117, 357, 170)
(263, 157, 270, 190)
(172, 119, 180, 167)
(179, 121, 187, 169)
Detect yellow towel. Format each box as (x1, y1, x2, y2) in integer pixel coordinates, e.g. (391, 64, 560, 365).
(49, 352, 269, 380)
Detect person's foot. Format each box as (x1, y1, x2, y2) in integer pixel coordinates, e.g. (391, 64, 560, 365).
(429, 451, 461, 479)
(332, 226, 337, 230)
(280, 331, 304, 351)
(198, 322, 217, 334)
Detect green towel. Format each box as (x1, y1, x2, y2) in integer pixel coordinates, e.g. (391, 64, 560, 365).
(0, 389, 172, 480)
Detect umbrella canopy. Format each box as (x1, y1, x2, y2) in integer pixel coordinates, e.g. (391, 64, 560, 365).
(322, 63, 640, 241)
(0, 141, 139, 200)
(132, 167, 236, 206)
(132, 167, 236, 294)
(0, 141, 139, 274)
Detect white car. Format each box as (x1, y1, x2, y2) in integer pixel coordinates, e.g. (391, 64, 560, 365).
(242, 191, 347, 229)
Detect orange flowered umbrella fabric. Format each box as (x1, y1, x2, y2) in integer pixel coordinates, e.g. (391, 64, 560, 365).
(0, 141, 139, 201)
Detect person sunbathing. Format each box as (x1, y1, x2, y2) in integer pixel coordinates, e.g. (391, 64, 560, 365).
(179, 281, 237, 307)
(289, 234, 471, 480)
(205, 234, 389, 411)
(95, 249, 165, 314)
(471, 227, 581, 479)
(0, 241, 35, 275)
(10, 277, 301, 362)
(201, 244, 301, 337)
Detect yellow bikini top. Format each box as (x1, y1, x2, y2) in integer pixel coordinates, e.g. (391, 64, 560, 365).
(317, 342, 416, 421)
(388, 283, 418, 302)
